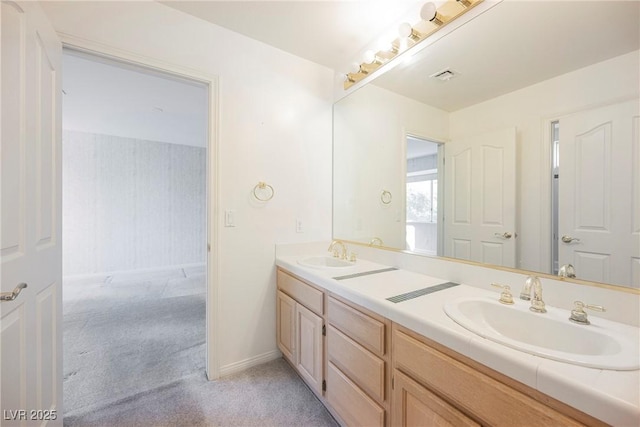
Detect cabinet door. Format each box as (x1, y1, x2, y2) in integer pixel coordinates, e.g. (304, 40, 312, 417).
(277, 291, 296, 363)
(392, 370, 479, 427)
(296, 303, 323, 394)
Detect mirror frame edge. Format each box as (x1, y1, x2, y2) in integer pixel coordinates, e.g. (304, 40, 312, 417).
(340, 239, 640, 295)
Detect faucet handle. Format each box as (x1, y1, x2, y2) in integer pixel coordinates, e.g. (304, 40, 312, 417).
(569, 301, 606, 325)
(491, 283, 514, 305)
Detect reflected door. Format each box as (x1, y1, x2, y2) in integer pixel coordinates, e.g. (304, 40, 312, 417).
(444, 127, 516, 267)
(558, 99, 640, 286)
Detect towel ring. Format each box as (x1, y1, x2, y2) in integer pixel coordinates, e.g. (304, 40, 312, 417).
(253, 182, 274, 201)
(381, 190, 392, 205)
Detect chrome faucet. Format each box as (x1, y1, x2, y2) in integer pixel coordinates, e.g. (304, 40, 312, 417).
(328, 240, 347, 260)
(520, 276, 546, 313)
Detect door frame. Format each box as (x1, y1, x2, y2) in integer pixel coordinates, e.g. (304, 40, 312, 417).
(59, 35, 221, 379)
(402, 129, 446, 256)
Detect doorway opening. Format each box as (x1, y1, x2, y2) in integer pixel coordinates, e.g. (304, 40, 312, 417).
(61, 48, 209, 418)
(550, 120, 560, 275)
(405, 135, 443, 255)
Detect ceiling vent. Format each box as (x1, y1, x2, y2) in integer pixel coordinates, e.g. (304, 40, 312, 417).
(430, 69, 458, 82)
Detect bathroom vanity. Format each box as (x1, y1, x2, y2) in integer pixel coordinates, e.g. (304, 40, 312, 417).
(275, 243, 640, 427)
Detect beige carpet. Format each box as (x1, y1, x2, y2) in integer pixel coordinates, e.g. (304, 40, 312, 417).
(63, 267, 337, 426)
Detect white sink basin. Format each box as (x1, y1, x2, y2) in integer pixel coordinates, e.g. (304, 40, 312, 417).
(297, 256, 354, 269)
(444, 296, 640, 370)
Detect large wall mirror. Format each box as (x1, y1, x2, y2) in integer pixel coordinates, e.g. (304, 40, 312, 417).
(333, 0, 640, 289)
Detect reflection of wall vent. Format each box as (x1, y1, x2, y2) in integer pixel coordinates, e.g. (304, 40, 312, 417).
(430, 69, 458, 82)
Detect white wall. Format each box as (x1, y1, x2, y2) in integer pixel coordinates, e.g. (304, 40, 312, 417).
(63, 53, 209, 148)
(333, 84, 448, 248)
(449, 51, 640, 274)
(42, 1, 334, 371)
(62, 130, 206, 276)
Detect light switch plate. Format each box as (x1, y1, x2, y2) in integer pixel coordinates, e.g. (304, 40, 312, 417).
(225, 209, 236, 227)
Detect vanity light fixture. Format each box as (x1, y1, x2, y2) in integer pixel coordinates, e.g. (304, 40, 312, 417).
(343, 0, 483, 90)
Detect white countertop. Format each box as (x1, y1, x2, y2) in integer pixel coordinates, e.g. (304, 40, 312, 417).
(276, 254, 640, 426)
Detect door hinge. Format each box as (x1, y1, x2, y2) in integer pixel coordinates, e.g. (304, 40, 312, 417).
(322, 380, 326, 392)
(391, 375, 394, 390)
(322, 324, 326, 336)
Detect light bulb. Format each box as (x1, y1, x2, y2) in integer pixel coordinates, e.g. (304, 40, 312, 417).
(380, 41, 399, 55)
(420, 2, 436, 20)
(398, 22, 413, 38)
(349, 62, 362, 74)
(363, 50, 376, 64)
(399, 22, 421, 41)
(421, 2, 443, 25)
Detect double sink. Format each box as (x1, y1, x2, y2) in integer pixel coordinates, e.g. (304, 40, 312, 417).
(296, 256, 639, 371)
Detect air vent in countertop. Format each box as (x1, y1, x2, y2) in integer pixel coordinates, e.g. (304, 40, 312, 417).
(386, 282, 460, 303)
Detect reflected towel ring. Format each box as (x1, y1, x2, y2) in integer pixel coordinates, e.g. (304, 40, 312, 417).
(381, 190, 392, 204)
(253, 182, 275, 201)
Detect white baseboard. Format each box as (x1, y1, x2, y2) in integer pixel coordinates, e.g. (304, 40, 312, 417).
(218, 349, 283, 378)
(63, 262, 206, 283)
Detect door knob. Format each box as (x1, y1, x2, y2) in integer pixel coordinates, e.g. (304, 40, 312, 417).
(0, 283, 27, 302)
(561, 235, 581, 243)
(558, 264, 576, 278)
(494, 232, 512, 239)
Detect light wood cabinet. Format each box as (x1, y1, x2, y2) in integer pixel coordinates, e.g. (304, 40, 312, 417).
(276, 290, 296, 363)
(328, 325, 385, 403)
(392, 369, 479, 427)
(276, 267, 605, 427)
(276, 269, 325, 398)
(278, 269, 323, 315)
(296, 303, 323, 394)
(327, 295, 390, 427)
(328, 297, 385, 356)
(327, 361, 385, 427)
(392, 324, 603, 427)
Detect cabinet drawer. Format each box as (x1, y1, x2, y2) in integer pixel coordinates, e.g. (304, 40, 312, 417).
(328, 325, 385, 403)
(327, 362, 385, 427)
(277, 269, 323, 315)
(328, 297, 385, 356)
(393, 329, 583, 426)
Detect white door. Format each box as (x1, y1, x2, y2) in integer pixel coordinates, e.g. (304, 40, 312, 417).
(558, 99, 639, 287)
(1, 1, 63, 425)
(444, 127, 517, 267)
